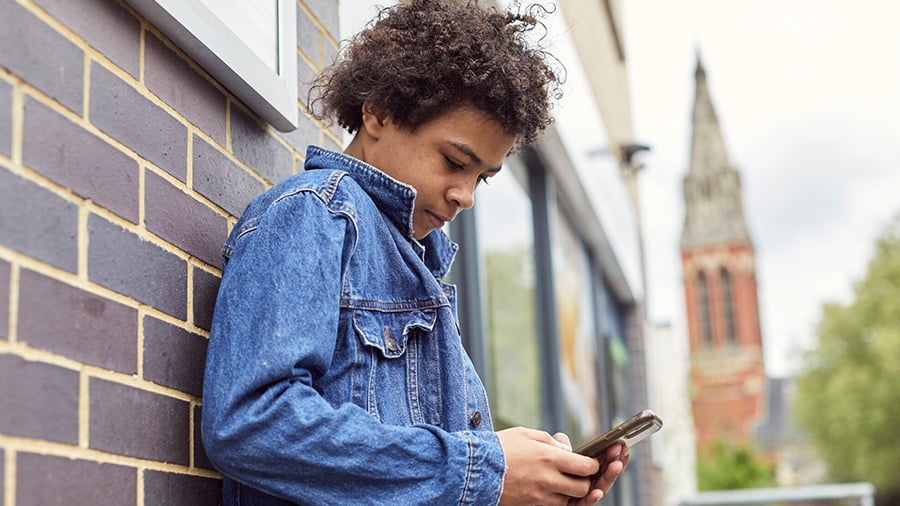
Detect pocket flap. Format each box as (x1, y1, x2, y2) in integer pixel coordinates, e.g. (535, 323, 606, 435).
(352, 309, 437, 358)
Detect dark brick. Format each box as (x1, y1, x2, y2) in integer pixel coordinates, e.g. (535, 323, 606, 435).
(32, 0, 140, 78)
(0, 168, 78, 273)
(0, 259, 8, 340)
(323, 39, 338, 68)
(323, 133, 343, 153)
(90, 62, 187, 181)
(18, 269, 138, 373)
(192, 134, 265, 218)
(144, 31, 226, 146)
(279, 109, 320, 154)
(0, 354, 78, 443)
(297, 54, 317, 109)
(88, 213, 187, 319)
(297, 7, 320, 63)
(0, 0, 83, 113)
(23, 96, 139, 223)
(230, 105, 293, 184)
(17, 453, 136, 506)
(192, 266, 220, 332)
(144, 469, 221, 506)
(144, 170, 227, 267)
(305, 0, 339, 43)
(142, 315, 206, 396)
(0, 79, 11, 157)
(89, 378, 190, 464)
(193, 405, 214, 470)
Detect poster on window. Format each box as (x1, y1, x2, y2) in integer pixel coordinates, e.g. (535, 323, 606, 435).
(552, 211, 602, 442)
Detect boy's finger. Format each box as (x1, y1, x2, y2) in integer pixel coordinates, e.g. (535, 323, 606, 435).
(552, 432, 573, 450)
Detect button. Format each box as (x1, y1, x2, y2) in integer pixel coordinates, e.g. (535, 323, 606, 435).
(470, 410, 482, 427)
(384, 327, 399, 352)
(386, 336, 399, 352)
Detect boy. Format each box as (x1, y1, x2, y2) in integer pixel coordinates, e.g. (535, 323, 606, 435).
(202, 1, 628, 504)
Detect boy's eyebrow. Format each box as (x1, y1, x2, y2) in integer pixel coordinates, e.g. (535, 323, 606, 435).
(449, 141, 503, 172)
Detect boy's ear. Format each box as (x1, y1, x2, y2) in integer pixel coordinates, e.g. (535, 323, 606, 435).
(361, 101, 389, 138)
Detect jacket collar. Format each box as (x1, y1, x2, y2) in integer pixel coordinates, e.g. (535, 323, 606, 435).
(304, 146, 458, 279)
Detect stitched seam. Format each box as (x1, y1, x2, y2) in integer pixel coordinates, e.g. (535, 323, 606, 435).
(461, 434, 475, 505)
(407, 332, 422, 424)
(340, 297, 450, 311)
(367, 347, 379, 419)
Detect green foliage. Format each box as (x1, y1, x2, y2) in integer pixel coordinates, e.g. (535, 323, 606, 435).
(794, 215, 900, 493)
(697, 439, 776, 490)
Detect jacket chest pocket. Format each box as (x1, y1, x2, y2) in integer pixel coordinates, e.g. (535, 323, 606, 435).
(351, 309, 442, 426)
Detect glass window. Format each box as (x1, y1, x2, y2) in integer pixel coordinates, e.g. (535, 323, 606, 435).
(551, 205, 602, 443)
(698, 271, 713, 347)
(475, 170, 541, 429)
(125, 0, 298, 131)
(721, 268, 736, 346)
(595, 276, 628, 424)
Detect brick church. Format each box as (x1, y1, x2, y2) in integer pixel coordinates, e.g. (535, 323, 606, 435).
(680, 57, 767, 456)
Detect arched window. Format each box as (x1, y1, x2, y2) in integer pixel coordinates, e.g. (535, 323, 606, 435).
(721, 268, 736, 346)
(697, 271, 712, 348)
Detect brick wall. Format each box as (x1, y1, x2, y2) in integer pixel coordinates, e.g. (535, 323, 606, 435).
(0, 0, 339, 503)
(682, 244, 767, 457)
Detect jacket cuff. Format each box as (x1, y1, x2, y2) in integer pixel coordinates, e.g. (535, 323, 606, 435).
(459, 431, 506, 506)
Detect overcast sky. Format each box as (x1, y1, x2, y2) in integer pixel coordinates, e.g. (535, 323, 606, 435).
(623, 0, 900, 376)
(339, 0, 900, 378)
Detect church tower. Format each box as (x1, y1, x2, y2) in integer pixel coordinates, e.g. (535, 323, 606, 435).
(681, 56, 767, 455)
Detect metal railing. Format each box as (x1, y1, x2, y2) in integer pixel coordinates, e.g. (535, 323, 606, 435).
(679, 483, 875, 506)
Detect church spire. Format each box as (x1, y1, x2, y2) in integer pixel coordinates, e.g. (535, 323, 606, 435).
(689, 55, 731, 176)
(679, 55, 767, 458)
(681, 54, 750, 249)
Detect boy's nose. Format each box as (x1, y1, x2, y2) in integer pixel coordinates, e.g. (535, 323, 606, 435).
(448, 184, 475, 210)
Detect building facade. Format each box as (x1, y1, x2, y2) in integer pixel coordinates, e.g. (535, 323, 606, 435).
(680, 58, 767, 456)
(0, 0, 338, 503)
(0, 0, 660, 503)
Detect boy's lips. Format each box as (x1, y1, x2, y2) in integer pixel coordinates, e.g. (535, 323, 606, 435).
(425, 210, 450, 228)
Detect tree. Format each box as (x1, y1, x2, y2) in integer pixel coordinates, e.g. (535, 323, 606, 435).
(794, 215, 900, 494)
(697, 439, 776, 490)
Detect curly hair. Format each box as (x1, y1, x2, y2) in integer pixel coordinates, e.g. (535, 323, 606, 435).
(308, 0, 562, 147)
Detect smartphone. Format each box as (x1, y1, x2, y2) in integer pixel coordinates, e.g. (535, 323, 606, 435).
(575, 409, 663, 458)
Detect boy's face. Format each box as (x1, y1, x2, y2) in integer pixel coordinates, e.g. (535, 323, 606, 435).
(359, 106, 515, 240)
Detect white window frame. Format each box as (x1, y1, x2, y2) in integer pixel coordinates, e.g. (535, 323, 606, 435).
(127, 0, 298, 132)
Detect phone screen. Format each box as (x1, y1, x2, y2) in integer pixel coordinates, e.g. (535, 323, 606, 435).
(574, 409, 663, 458)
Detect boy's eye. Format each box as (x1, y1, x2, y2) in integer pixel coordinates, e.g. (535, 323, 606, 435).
(444, 156, 465, 170)
(477, 175, 491, 186)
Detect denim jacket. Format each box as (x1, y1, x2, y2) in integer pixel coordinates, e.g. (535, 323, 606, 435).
(202, 146, 505, 505)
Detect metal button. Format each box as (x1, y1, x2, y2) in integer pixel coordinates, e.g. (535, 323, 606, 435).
(471, 410, 482, 427)
(384, 327, 399, 352)
(386, 337, 399, 352)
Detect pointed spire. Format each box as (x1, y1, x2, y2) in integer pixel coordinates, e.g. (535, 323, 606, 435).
(681, 53, 751, 248)
(694, 48, 706, 79)
(688, 52, 730, 175)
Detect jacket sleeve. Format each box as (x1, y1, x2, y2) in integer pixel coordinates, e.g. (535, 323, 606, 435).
(200, 190, 505, 505)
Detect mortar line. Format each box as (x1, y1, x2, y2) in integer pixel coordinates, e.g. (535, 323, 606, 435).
(7, 263, 19, 344)
(79, 369, 90, 448)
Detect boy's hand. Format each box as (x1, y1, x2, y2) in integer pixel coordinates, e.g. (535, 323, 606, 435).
(564, 436, 629, 506)
(497, 427, 600, 506)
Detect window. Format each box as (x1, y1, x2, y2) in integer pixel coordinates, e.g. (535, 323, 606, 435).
(126, 0, 298, 131)
(721, 268, 736, 346)
(475, 170, 541, 429)
(551, 204, 601, 442)
(698, 271, 712, 347)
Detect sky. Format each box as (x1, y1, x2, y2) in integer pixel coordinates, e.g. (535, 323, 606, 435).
(339, 0, 900, 378)
(622, 0, 900, 376)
